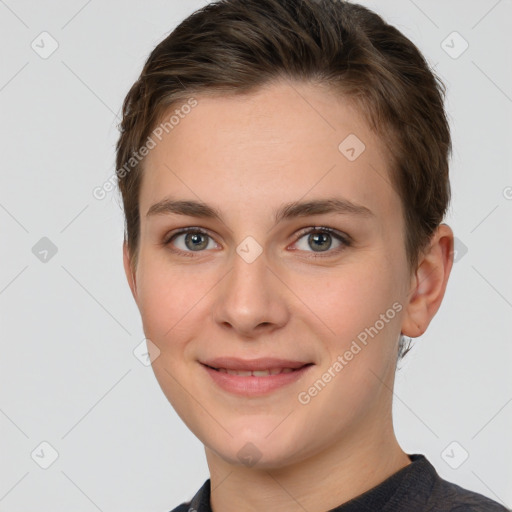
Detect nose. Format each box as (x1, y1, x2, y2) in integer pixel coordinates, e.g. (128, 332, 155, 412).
(212, 245, 290, 338)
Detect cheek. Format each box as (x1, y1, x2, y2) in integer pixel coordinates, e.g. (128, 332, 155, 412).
(295, 262, 404, 402)
(135, 261, 206, 349)
(295, 263, 402, 430)
(294, 260, 400, 342)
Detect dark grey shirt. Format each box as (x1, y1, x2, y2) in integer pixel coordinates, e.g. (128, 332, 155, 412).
(170, 454, 509, 511)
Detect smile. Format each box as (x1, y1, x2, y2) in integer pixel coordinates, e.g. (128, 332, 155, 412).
(201, 362, 314, 396)
(207, 366, 299, 376)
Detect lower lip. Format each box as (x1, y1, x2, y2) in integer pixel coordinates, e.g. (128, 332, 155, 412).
(201, 364, 314, 396)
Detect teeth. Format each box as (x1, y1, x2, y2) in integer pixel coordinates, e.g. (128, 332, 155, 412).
(226, 369, 252, 376)
(252, 370, 271, 377)
(216, 367, 296, 376)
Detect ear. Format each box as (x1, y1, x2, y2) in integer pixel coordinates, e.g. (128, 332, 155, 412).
(401, 223, 454, 338)
(123, 241, 138, 302)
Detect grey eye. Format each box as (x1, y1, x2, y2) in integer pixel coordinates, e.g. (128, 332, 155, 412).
(308, 232, 332, 251)
(295, 231, 343, 252)
(172, 231, 215, 251)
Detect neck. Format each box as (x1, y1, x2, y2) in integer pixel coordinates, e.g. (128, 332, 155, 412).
(205, 417, 410, 512)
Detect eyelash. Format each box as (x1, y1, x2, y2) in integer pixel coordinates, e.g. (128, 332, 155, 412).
(162, 226, 352, 259)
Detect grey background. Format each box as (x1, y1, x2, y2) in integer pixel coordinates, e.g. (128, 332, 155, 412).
(0, 0, 511, 511)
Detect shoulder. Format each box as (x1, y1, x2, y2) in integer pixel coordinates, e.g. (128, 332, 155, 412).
(409, 454, 509, 511)
(167, 479, 210, 512)
(168, 504, 192, 512)
(390, 454, 508, 512)
(428, 475, 509, 511)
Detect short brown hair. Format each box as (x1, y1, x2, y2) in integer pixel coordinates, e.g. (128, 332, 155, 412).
(116, 0, 452, 357)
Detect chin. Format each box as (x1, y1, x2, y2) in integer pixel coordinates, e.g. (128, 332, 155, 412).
(206, 426, 308, 470)
(213, 443, 298, 470)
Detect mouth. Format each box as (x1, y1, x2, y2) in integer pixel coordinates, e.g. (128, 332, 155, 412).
(199, 357, 315, 396)
(203, 364, 313, 377)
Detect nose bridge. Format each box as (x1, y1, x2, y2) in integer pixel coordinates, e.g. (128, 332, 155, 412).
(212, 240, 288, 335)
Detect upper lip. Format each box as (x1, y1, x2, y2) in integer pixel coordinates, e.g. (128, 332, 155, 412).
(201, 357, 312, 371)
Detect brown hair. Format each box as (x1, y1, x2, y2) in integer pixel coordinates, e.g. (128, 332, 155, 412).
(116, 0, 451, 358)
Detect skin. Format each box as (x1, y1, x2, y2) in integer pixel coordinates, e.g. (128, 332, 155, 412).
(123, 79, 454, 512)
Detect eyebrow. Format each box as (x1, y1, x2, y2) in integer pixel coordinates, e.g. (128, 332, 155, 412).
(146, 197, 374, 224)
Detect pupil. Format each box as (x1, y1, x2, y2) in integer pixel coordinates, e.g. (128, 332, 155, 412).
(309, 232, 331, 251)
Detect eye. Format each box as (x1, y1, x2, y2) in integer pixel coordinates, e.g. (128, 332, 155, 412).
(164, 228, 219, 254)
(163, 226, 351, 258)
(292, 227, 351, 256)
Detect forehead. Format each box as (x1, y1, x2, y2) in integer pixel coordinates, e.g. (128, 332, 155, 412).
(140, 80, 401, 226)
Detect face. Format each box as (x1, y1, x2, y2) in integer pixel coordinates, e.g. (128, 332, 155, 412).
(125, 80, 418, 469)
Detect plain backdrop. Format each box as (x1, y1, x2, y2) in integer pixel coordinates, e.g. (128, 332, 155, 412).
(0, 1, 511, 511)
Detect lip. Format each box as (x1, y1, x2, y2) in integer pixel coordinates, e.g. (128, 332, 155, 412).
(200, 358, 314, 397)
(201, 356, 311, 372)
